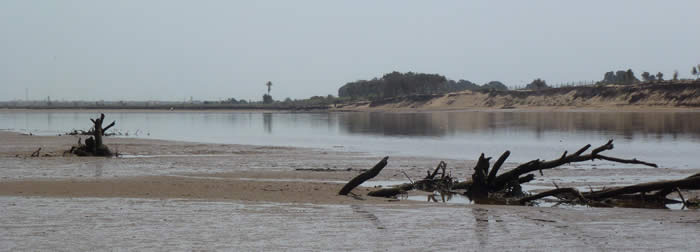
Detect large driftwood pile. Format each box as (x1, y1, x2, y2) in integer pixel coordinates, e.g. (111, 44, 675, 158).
(67, 113, 116, 157)
(339, 140, 699, 208)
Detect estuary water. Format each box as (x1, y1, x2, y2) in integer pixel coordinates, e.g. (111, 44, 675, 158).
(1, 110, 699, 169)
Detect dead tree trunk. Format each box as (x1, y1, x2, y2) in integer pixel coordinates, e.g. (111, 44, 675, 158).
(70, 113, 116, 157)
(584, 174, 700, 200)
(520, 174, 700, 206)
(469, 154, 492, 198)
(519, 188, 588, 204)
(339, 157, 389, 195)
(91, 113, 115, 150)
(454, 174, 535, 191)
(367, 183, 414, 197)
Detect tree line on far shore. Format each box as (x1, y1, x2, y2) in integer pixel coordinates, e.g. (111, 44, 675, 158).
(600, 64, 700, 85)
(215, 64, 700, 105)
(337, 71, 556, 99)
(336, 65, 700, 100)
(337, 71, 509, 100)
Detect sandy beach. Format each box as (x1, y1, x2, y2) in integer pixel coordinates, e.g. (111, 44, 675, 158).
(0, 130, 426, 204)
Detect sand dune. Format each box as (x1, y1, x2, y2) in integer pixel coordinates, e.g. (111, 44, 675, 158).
(335, 82, 700, 112)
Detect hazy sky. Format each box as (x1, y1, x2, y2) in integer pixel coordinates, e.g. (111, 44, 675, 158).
(1, 1, 699, 101)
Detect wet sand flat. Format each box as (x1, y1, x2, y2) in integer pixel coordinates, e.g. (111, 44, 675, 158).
(1, 130, 699, 250)
(0, 175, 397, 205)
(1, 196, 699, 251)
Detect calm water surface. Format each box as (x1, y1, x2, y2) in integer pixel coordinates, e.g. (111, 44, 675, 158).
(1, 110, 699, 169)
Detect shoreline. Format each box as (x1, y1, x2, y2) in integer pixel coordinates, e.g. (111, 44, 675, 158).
(0, 108, 317, 113)
(4, 82, 700, 113)
(334, 82, 700, 112)
(2, 105, 700, 114)
(332, 105, 700, 113)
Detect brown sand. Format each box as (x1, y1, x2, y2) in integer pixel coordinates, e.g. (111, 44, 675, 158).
(0, 176, 401, 204)
(0, 131, 427, 204)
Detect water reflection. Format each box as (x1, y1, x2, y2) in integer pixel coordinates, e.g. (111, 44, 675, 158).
(472, 208, 489, 248)
(263, 113, 272, 134)
(94, 161, 103, 177)
(339, 112, 448, 137)
(428, 192, 453, 203)
(1, 110, 698, 166)
(350, 204, 385, 230)
(406, 190, 688, 210)
(47, 112, 53, 129)
(337, 111, 700, 140)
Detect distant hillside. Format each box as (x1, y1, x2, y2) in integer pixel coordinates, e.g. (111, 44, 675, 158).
(334, 81, 700, 111)
(338, 71, 507, 99)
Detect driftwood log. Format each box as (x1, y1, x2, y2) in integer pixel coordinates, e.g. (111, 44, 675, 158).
(367, 183, 414, 197)
(68, 113, 116, 157)
(520, 173, 700, 205)
(30, 148, 41, 157)
(338, 157, 389, 195)
(519, 188, 589, 204)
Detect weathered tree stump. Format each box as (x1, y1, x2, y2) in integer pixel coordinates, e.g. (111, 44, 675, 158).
(68, 113, 116, 157)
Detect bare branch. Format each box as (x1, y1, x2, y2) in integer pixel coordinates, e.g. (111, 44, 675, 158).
(595, 154, 657, 168)
(591, 139, 613, 155)
(427, 161, 445, 179)
(572, 144, 591, 157)
(487, 151, 510, 185)
(490, 140, 656, 192)
(102, 121, 116, 134)
(520, 187, 588, 205)
(675, 187, 687, 207)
